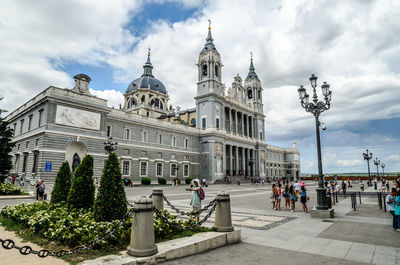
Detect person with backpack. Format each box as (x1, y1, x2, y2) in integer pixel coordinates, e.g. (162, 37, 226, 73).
(186, 179, 203, 224)
(38, 180, 46, 201)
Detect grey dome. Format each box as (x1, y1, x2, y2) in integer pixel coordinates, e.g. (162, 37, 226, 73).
(125, 54, 167, 95)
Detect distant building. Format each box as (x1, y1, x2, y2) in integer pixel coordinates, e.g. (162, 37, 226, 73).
(6, 26, 300, 182)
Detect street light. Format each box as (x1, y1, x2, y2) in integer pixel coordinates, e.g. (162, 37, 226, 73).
(297, 74, 332, 210)
(362, 149, 373, 186)
(104, 137, 118, 153)
(374, 158, 380, 180)
(381, 163, 385, 177)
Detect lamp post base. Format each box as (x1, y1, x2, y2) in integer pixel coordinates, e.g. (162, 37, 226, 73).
(316, 187, 329, 210)
(310, 208, 334, 219)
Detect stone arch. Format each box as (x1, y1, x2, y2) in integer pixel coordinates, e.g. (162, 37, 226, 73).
(65, 141, 87, 170)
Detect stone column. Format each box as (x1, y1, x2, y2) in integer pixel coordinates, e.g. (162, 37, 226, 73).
(242, 148, 246, 176)
(235, 146, 239, 175)
(229, 145, 233, 176)
(152, 188, 163, 211)
(229, 108, 232, 133)
(127, 196, 158, 257)
(215, 191, 234, 232)
(222, 143, 226, 176)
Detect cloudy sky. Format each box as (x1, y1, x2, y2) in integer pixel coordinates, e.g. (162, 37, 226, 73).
(1, 0, 399, 174)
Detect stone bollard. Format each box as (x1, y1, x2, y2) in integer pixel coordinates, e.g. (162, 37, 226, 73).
(152, 188, 164, 211)
(214, 191, 234, 232)
(127, 196, 158, 257)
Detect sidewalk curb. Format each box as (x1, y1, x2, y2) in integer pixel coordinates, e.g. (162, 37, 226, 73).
(82, 230, 241, 265)
(0, 195, 34, 200)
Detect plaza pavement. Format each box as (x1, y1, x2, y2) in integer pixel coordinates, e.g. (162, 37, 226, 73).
(0, 182, 399, 265)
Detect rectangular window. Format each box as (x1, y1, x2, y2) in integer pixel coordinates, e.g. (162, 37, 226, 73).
(26, 141, 29, 148)
(140, 161, 147, 176)
(202, 117, 206, 129)
(143, 131, 148, 142)
(260, 131, 262, 140)
(158, 134, 163, 145)
(156, 162, 163, 176)
(183, 164, 189, 177)
(216, 118, 220, 129)
(184, 138, 188, 148)
(13, 123, 16, 136)
(22, 153, 28, 173)
(171, 136, 176, 147)
(38, 109, 43, 127)
(20, 119, 24, 134)
(122, 161, 130, 176)
(35, 139, 39, 146)
(28, 115, 33, 131)
(106, 125, 111, 137)
(170, 164, 177, 177)
(125, 129, 130, 140)
(32, 152, 38, 173)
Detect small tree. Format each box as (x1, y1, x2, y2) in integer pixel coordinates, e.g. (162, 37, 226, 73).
(94, 152, 127, 221)
(67, 154, 95, 210)
(0, 99, 16, 183)
(51, 161, 72, 204)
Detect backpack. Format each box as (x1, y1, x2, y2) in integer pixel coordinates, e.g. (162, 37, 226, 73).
(198, 187, 205, 200)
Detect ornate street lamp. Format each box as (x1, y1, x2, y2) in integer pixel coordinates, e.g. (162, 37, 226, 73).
(374, 158, 380, 179)
(381, 163, 385, 177)
(297, 74, 332, 210)
(104, 137, 118, 153)
(362, 149, 373, 185)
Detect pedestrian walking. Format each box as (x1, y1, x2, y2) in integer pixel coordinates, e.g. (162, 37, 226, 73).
(271, 184, 277, 209)
(283, 185, 290, 209)
(289, 185, 296, 212)
(276, 184, 282, 211)
(300, 186, 308, 213)
(294, 180, 301, 199)
(38, 180, 46, 201)
(386, 188, 397, 231)
(341, 181, 347, 199)
(186, 179, 202, 224)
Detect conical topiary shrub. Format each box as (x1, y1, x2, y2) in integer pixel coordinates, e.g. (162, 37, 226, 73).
(67, 154, 95, 210)
(94, 152, 127, 221)
(51, 161, 72, 204)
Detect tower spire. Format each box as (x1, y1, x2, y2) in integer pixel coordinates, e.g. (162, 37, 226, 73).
(201, 19, 219, 54)
(246, 52, 258, 81)
(142, 48, 154, 77)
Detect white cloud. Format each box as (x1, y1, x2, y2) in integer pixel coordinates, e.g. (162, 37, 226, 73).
(336, 159, 363, 167)
(89, 89, 124, 109)
(386, 154, 400, 162)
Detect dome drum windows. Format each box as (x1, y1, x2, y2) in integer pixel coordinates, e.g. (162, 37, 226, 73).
(127, 98, 137, 108)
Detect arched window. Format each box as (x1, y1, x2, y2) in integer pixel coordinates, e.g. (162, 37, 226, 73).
(154, 98, 160, 108)
(202, 64, 207, 76)
(141, 95, 145, 103)
(127, 98, 137, 108)
(215, 65, 219, 77)
(190, 118, 196, 126)
(248, 89, 252, 99)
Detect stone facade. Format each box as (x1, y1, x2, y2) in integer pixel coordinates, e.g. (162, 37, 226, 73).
(5, 27, 300, 183)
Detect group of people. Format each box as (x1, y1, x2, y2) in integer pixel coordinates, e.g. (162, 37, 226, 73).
(271, 180, 309, 213)
(35, 180, 46, 201)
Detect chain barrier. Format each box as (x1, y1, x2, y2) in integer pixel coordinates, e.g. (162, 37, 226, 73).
(162, 194, 217, 216)
(0, 207, 136, 258)
(153, 202, 217, 231)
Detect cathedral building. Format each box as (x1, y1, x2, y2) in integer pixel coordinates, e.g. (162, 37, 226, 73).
(6, 26, 300, 183)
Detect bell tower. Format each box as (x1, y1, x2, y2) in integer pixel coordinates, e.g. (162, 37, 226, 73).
(197, 20, 224, 97)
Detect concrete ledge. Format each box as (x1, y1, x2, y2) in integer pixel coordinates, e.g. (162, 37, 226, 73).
(0, 195, 34, 200)
(83, 230, 241, 265)
(310, 208, 334, 219)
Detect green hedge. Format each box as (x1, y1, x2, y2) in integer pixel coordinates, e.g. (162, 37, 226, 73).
(141, 177, 151, 185)
(0, 183, 24, 195)
(158, 177, 167, 185)
(185, 177, 192, 184)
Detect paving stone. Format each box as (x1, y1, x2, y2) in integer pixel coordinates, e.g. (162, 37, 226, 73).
(371, 253, 396, 265)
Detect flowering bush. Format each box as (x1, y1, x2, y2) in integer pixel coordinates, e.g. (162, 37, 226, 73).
(0, 183, 24, 195)
(0, 202, 202, 248)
